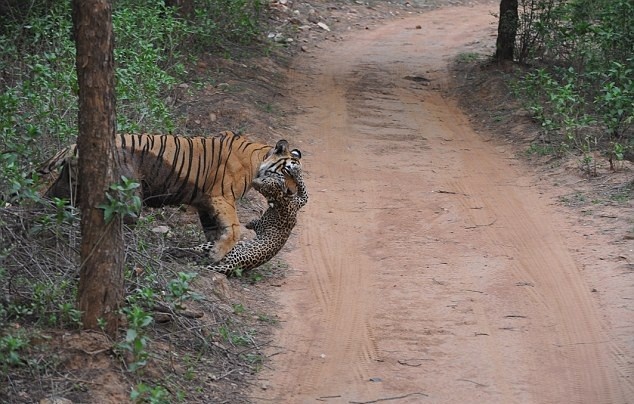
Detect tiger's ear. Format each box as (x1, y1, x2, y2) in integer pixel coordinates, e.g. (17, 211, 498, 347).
(291, 149, 302, 159)
(274, 139, 289, 154)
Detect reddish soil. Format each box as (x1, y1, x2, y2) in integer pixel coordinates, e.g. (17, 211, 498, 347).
(251, 4, 634, 403)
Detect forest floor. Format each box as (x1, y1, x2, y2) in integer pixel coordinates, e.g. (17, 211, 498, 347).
(5, 0, 633, 403)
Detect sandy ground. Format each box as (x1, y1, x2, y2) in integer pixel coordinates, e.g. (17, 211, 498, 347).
(251, 4, 634, 404)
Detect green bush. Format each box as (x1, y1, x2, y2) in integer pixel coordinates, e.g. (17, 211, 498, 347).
(513, 0, 633, 164)
(0, 0, 267, 204)
(595, 60, 633, 139)
(191, 0, 264, 47)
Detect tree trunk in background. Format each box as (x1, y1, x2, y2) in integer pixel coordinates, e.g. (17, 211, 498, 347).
(164, 0, 194, 19)
(495, 0, 518, 61)
(72, 0, 123, 337)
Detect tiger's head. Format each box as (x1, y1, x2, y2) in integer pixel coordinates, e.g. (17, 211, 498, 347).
(256, 139, 302, 195)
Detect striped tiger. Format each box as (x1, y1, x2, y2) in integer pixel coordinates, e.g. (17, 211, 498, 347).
(165, 152, 307, 274)
(38, 131, 302, 261)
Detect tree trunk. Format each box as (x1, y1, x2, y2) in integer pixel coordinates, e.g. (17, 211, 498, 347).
(164, 0, 194, 19)
(72, 0, 123, 337)
(495, 0, 518, 61)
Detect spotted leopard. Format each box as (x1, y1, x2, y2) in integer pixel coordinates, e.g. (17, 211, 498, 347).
(168, 160, 308, 275)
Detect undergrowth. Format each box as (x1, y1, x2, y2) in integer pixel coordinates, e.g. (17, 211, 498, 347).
(509, 0, 633, 173)
(0, 202, 274, 402)
(0, 0, 265, 205)
(0, 0, 273, 402)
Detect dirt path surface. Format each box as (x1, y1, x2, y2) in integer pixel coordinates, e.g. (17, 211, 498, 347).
(253, 5, 633, 403)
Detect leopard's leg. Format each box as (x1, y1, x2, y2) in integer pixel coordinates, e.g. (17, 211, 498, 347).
(205, 239, 259, 276)
(163, 240, 215, 257)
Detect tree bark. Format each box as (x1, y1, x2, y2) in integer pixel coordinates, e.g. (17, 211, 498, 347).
(495, 0, 518, 61)
(72, 0, 123, 337)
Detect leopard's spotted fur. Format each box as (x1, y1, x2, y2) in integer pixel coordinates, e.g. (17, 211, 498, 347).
(169, 161, 307, 275)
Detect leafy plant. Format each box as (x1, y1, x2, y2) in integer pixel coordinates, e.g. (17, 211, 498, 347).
(131, 382, 170, 404)
(129, 286, 158, 308)
(525, 142, 555, 156)
(190, 0, 264, 47)
(112, 3, 191, 133)
(232, 303, 245, 315)
(512, 0, 633, 168)
(0, 91, 43, 204)
(58, 302, 83, 328)
(0, 333, 28, 368)
(99, 176, 142, 224)
(217, 324, 254, 347)
(232, 266, 245, 277)
(457, 52, 483, 63)
(29, 197, 79, 239)
(118, 305, 153, 373)
(248, 271, 264, 284)
(165, 272, 201, 310)
(241, 352, 264, 371)
(0, 274, 79, 328)
(595, 60, 633, 139)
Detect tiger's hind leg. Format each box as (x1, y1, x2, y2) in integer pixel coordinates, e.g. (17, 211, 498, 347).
(43, 161, 80, 206)
(163, 199, 240, 263)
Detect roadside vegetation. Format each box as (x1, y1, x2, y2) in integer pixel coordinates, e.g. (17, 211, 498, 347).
(510, 0, 633, 172)
(0, 0, 278, 402)
(452, 0, 632, 239)
(1, 0, 265, 204)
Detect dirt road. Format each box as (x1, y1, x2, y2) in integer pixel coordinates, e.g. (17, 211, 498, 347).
(253, 5, 634, 403)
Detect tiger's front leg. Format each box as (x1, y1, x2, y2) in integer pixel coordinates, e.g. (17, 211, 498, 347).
(198, 210, 224, 242)
(206, 197, 241, 262)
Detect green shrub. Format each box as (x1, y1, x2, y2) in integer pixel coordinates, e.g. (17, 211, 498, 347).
(0, 0, 267, 205)
(0, 333, 28, 369)
(191, 0, 264, 47)
(512, 0, 633, 163)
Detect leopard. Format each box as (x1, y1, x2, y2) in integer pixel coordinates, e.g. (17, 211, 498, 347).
(166, 158, 308, 275)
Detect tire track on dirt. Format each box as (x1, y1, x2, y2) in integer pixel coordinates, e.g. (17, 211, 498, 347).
(254, 5, 633, 403)
(263, 62, 383, 398)
(439, 104, 633, 403)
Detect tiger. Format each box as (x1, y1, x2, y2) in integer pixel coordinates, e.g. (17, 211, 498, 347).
(38, 131, 302, 261)
(166, 155, 307, 274)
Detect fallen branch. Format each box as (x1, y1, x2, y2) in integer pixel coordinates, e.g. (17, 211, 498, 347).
(465, 218, 498, 229)
(458, 378, 487, 387)
(349, 392, 429, 403)
(317, 395, 342, 401)
(434, 189, 465, 195)
(397, 358, 433, 367)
